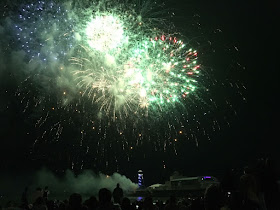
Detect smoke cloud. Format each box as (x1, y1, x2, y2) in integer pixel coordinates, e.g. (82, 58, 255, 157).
(0, 168, 138, 203)
(0, 0, 87, 102)
(33, 168, 138, 198)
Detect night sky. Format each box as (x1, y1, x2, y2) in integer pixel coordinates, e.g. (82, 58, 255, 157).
(0, 0, 278, 186)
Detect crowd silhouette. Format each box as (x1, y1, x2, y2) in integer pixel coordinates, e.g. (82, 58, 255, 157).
(1, 158, 279, 210)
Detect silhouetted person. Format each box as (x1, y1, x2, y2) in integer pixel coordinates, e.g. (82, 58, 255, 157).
(84, 196, 98, 210)
(156, 200, 164, 210)
(43, 186, 49, 201)
(5, 201, 17, 209)
(113, 183, 123, 204)
(97, 188, 121, 210)
(33, 197, 48, 210)
(262, 158, 280, 210)
(204, 184, 225, 210)
(121, 197, 133, 210)
(164, 196, 179, 210)
(46, 199, 55, 210)
(58, 201, 67, 210)
(21, 186, 29, 209)
(239, 174, 266, 210)
(32, 187, 43, 204)
(67, 193, 87, 210)
(143, 196, 158, 210)
(177, 199, 188, 210)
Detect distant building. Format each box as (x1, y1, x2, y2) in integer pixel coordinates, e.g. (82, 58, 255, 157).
(144, 176, 219, 197)
(138, 170, 144, 187)
(168, 176, 219, 190)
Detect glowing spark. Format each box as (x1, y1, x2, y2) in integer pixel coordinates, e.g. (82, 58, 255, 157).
(86, 15, 126, 52)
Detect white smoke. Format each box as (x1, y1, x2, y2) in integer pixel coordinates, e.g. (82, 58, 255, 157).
(32, 168, 138, 198)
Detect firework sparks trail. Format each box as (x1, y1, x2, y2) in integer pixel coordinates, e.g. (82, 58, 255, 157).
(14, 1, 78, 63)
(71, 35, 201, 118)
(0, 0, 246, 172)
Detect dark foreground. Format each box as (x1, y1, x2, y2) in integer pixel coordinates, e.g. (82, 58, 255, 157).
(1, 158, 280, 209)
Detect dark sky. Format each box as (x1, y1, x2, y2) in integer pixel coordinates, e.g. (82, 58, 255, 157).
(183, 0, 279, 177)
(168, 0, 279, 177)
(0, 0, 278, 186)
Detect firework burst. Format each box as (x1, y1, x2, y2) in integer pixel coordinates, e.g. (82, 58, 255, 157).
(71, 35, 201, 119)
(1, 0, 246, 172)
(14, 1, 78, 63)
